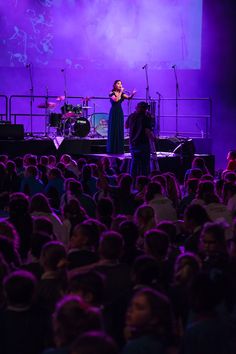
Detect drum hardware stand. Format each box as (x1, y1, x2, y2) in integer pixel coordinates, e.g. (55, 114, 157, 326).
(156, 91, 162, 138)
(45, 86, 50, 137)
(142, 63, 160, 142)
(172, 64, 180, 137)
(88, 103, 96, 138)
(26, 63, 34, 137)
(61, 68, 68, 118)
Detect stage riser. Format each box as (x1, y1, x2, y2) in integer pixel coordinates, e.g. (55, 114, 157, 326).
(0, 138, 214, 179)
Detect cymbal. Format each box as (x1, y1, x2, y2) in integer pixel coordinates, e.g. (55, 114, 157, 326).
(56, 95, 65, 101)
(82, 106, 92, 109)
(38, 102, 56, 109)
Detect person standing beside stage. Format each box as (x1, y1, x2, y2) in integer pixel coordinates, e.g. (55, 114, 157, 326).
(107, 80, 136, 154)
(125, 101, 155, 178)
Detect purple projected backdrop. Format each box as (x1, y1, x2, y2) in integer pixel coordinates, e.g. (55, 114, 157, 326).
(1, 0, 202, 70)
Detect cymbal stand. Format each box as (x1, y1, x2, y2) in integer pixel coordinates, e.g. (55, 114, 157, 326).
(142, 64, 151, 102)
(26, 63, 34, 136)
(45, 86, 49, 136)
(61, 68, 68, 128)
(172, 65, 180, 137)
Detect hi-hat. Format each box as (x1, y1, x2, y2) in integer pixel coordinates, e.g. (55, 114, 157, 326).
(38, 102, 56, 109)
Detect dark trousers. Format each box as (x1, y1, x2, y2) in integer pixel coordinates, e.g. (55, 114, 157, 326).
(130, 144, 150, 177)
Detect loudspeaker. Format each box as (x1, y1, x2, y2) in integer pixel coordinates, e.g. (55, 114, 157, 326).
(0, 124, 24, 140)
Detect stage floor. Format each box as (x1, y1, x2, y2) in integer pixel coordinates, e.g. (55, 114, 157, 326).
(0, 136, 214, 180)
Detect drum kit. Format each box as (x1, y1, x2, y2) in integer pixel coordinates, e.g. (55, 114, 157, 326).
(37, 96, 108, 138)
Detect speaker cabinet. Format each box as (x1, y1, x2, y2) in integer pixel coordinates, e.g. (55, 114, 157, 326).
(0, 124, 24, 140)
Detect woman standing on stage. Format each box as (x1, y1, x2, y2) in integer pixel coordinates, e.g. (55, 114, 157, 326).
(107, 80, 136, 154)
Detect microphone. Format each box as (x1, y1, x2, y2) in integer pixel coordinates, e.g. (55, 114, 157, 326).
(61, 68, 65, 72)
(26, 63, 31, 68)
(123, 89, 130, 94)
(171, 64, 176, 69)
(142, 64, 147, 69)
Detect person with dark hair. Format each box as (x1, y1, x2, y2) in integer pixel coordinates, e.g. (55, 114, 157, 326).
(8, 192, 33, 260)
(69, 331, 118, 354)
(134, 176, 150, 204)
(107, 80, 136, 154)
(0, 270, 50, 354)
(99, 173, 137, 216)
(43, 295, 101, 354)
(123, 288, 175, 354)
(144, 182, 177, 223)
(178, 178, 199, 217)
(119, 220, 144, 265)
(44, 167, 65, 209)
(22, 231, 51, 279)
(71, 231, 131, 314)
(0, 236, 21, 269)
(163, 172, 181, 209)
(33, 216, 55, 240)
(226, 150, 236, 171)
(79, 164, 98, 197)
(180, 272, 236, 354)
(170, 252, 202, 330)
(62, 198, 88, 242)
(20, 165, 44, 196)
(68, 270, 105, 308)
(134, 205, 156, 248)
(67, 222, 99, 270)
(157, 221, 180, 266)
(184, 156, 210, 184)
(5, 160, 21, 192)
(131, 255, 159, 291)
(144, 229, 171, 292)
(96, 197, 114, 229)
(38, 241, 68, 313)
(30, 193, 64, 243)
(184, 204, 211, 253)
(199, 222, 229, 273)
(125, 101, 154, 178)
(223, 182, 236, 217)
(61, 178, 96, 218)
(0, 162, 8, 193)
(0, 220, 20, 251)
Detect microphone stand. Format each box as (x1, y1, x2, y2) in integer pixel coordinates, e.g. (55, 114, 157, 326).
(156, 92, 161, 138)
(172, 65, 180, 137)
(27, 64, 34, 136)
(143, 64, 151, 102)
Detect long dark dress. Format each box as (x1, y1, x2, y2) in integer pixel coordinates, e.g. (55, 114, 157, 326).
(107, 91, 125, 154)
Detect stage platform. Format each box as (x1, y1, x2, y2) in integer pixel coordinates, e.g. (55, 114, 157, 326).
(0, 136, 214, 180)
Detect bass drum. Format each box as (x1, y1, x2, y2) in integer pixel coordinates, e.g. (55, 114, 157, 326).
(89, 113, 109, 137)
(72, 117, 90, 137)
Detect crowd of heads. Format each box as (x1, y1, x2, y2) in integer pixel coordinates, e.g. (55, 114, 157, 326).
(0, 152, 236, 354)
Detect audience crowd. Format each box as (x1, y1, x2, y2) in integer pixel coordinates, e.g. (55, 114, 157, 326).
(0, 152, 236, 354)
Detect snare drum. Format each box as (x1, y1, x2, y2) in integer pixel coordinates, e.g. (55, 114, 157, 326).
(89, 113, 109, 137)
(72, 117, 90, 138)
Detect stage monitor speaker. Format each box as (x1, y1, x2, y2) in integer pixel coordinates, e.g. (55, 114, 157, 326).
(0, 124, 24, 140)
